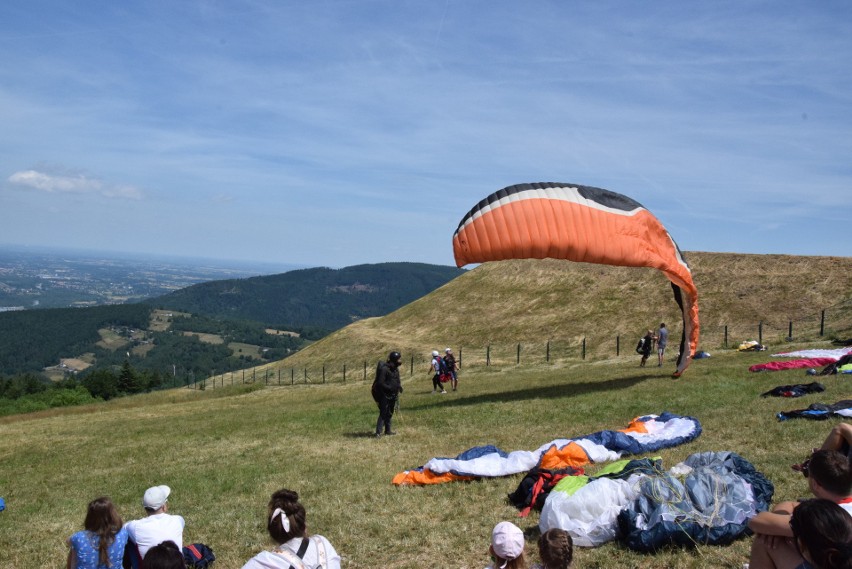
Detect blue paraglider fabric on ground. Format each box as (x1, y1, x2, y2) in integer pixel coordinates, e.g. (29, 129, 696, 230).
(617, 451, 774, 552)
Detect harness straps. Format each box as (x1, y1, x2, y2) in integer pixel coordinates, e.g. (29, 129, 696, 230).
(313, 536, 327, 567)
(272, 536, 328, 569)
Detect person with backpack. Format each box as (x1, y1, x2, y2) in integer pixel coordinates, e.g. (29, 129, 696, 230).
(124, 485, 185, 566)
(638, 329, 655, 367)
(430, 350, 447, 394)
(372, 351, 403, 437)
(241, 489, 340, 569)
(443, 348, 458, 391)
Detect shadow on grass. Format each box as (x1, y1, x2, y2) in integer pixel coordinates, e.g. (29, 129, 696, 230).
(405, 372, 662, 410)
(343, 431, 386, 439)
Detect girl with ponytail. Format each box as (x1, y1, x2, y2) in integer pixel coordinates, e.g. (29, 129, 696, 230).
(241, 489, 341, 569)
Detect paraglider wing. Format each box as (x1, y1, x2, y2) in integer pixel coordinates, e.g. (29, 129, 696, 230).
(452, 182, 699, 376)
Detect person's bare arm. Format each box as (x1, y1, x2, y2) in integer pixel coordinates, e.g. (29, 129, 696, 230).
(748, 507, 795, 538)
(822, 423, 852, 452)
(66, 538, 76, 569)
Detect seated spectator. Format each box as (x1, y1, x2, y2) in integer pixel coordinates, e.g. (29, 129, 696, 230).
(66, 496, 129, 569)
(821, 423, 852, 457)
(125, 485, 185, 565)
(241, 488, 341, 569)
(486, 521, 527, 569)
(789, 498, 852, 569)
(749, 449, 852, 569)
(144, 541, 186, 569)
(794, 422, 852, 472)
(531, 528, 573, 569)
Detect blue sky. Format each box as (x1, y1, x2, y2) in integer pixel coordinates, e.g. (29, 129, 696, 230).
(1, 1, 850, 269)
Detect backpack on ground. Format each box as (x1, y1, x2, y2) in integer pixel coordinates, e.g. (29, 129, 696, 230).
(183, 543, 216, 568)
(507, 465, 583, 517)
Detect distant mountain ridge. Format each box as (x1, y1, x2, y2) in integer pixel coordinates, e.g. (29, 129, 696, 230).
(0, 262, 466, 377)
(146, 262, 467, 331)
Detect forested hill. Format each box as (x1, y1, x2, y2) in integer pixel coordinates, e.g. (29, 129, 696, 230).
(146, 262, 466, 330)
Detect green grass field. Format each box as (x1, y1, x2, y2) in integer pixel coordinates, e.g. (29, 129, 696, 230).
(1, 342, 849, 568)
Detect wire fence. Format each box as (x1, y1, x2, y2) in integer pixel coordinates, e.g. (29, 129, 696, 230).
(186, 301, 851, 390)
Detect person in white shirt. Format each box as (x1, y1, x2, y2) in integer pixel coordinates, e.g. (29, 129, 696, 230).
(241, 488, 341, 569)
(124, 485, 185, 562)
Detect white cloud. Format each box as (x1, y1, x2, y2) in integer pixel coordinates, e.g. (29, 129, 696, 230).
(7, 168, 144, 200)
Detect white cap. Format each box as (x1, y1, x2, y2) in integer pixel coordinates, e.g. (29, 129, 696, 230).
(143, 485, 171, 510)
(432, 350, 440, 357)
(445, 348, 452, 353)
(491, 521, 524, 567)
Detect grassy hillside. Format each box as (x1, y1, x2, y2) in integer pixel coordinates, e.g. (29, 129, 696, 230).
(1, 252, 850, 568)
(2, 345, 851, 568)
(249, 252, 852, 375)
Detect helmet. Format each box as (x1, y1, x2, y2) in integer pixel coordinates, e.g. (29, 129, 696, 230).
(445, 348, 452, 353)
(388, 351, 402, 364)
(431, 350, 440, 357)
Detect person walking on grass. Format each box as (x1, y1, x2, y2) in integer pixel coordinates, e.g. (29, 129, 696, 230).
(639, 329, 655, 367)
(444, 348, 458, 391)
(656, 323, 668, 367)
(430, 350, 447, 394)
(371, 350, 403, 437)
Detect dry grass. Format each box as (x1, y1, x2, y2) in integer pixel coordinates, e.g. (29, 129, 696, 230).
(182, 331, 225, 345)
(248, 252, 852, 377)
(149, 309, 189, 332)
(2, 346, 850, 568)
(1, 252, 850, 568)
(95, 327, 130, 351)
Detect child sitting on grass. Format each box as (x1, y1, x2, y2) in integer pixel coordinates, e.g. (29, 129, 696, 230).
(486, 521, 527, 569)
(531, 528, 573, 569)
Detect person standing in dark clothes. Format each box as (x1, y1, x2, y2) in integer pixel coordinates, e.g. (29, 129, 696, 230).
(639, 329, 655, 367)
(372, 351, 403, 438)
